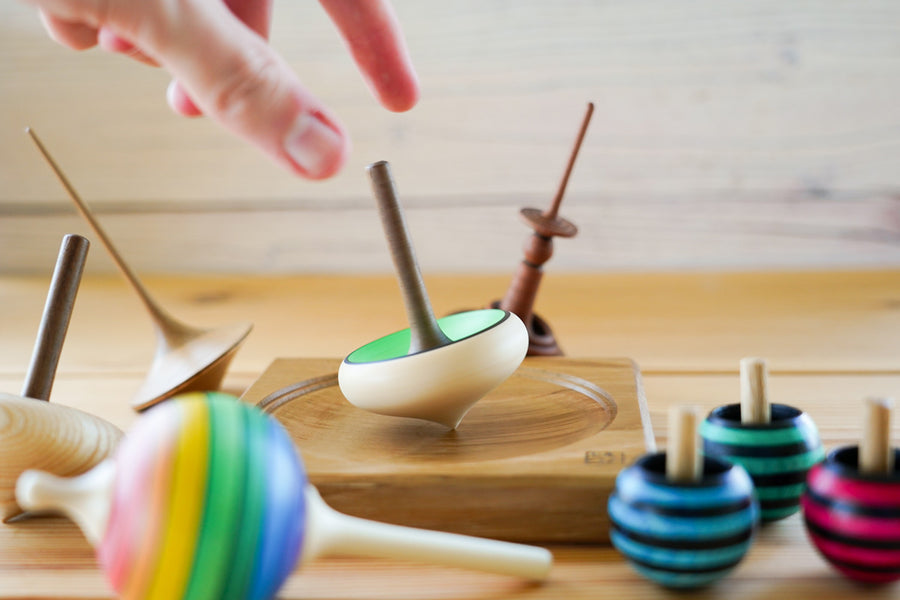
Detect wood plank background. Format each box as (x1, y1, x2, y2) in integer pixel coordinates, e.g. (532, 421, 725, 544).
(2, 1, 900, 274)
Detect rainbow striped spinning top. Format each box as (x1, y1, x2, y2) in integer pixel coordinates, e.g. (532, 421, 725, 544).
(98, 392, 305, 600)
(13, 393, 553, 598)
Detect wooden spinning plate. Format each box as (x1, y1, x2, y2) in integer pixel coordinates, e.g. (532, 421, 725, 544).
(241, 357, 654, 543)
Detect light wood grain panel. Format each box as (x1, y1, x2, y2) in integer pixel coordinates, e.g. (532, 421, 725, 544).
(2, 189, 900, 273)
(2, 2, 900, 272)
(2, 271, 899, 375)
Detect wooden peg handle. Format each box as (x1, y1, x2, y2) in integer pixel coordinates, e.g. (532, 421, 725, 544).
(21, 234, 90, 401)
(302, 486, 552, 579)
(740, 357, 770, 424)
(15, 460, 116, 546)
(667, 406, 702, 482)
(860, 397, 895, 475)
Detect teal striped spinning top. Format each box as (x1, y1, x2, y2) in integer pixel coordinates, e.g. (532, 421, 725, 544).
(700, 403, 824, 522)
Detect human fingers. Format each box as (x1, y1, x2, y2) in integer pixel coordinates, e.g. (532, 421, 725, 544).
(39, 9, 98, 50)
(146, 1, 348, 178)
(168, 0, 274, 118)
(28, 0, 347, 177)
(37, 2, 156, 64)
(319, 0, 419, 112)
(224, 0, 273, 38)
(166, 80, 204, 117)
(97, 28, 160, 66)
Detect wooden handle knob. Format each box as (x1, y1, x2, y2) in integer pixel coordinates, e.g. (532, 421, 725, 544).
(740, 357, 770, 424)
(860, 397, 895, 475)
(667, 406, 702, 483)
(15, 460, 116, 546)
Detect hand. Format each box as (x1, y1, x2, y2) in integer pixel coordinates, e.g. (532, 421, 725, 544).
(23, 0, 420, 179)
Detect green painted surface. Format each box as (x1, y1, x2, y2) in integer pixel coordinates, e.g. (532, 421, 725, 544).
(699, 420, 814, 446)
(346, 309, 505, 363)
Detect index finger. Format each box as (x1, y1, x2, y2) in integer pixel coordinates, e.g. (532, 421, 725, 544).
(168, 0, 275, 117)
(319, 0, 419, 112)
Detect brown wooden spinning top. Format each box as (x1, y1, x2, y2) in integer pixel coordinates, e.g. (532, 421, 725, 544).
(494, 102, 593, 356)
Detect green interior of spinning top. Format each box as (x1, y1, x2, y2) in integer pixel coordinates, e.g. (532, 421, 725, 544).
(345, 309, 507, 363)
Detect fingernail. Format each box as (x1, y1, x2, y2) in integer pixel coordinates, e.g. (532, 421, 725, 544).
(284, 112, 343, 178)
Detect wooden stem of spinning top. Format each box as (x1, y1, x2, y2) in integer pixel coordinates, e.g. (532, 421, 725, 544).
(338, 162, 528, 429)
(740, 357, 770, 424)
(21, 234, 89, 401)
(495, 102, 593, 357)
(860, 397, 895, 475)
(667, 406, 702, 483)
(15, 394, 552, 600)
(2, 235, 123, 522)
(802, 397, 900, 584)
(700, 358, 823, 522)
(26, 128, 252, 411)
(367, 160, 451, 354)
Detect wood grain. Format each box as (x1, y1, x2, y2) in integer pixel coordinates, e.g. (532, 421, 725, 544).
(0, 394, 122, 521)
(1, 271, 900, 598)
(2, 1, 900, 273)
(2, 271, 897, 376)
(242, 357, 652, 543)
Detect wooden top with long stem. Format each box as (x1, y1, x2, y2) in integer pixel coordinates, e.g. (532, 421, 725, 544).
(21, 234, 89, 401)
(518, 102, 593, 238)
(366, 161, 451, 354)
(25, 128, 191, 342)
(26, 128, 251, 410)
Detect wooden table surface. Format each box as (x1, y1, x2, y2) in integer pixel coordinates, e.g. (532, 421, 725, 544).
(1, 270, 899, 599)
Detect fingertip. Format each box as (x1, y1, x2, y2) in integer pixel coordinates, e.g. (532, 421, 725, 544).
(97, 28, 134, 53)
(40, 11, 98, 50)
(166, 80, 204, 117)
(319, 0, 420, 113)
(380, 76, 420, 112)
(282, 110, 350, 179)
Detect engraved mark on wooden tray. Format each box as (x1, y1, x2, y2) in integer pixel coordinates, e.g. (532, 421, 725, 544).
(256, 367, 616, 463)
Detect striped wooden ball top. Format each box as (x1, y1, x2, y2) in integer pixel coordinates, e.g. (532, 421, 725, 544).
(609, 406, 760, 588)
(802, 397, 900, 583)
(700, 358, 824, 521)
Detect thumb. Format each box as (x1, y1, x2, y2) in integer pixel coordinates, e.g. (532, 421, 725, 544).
(137, 1, 348, 178)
